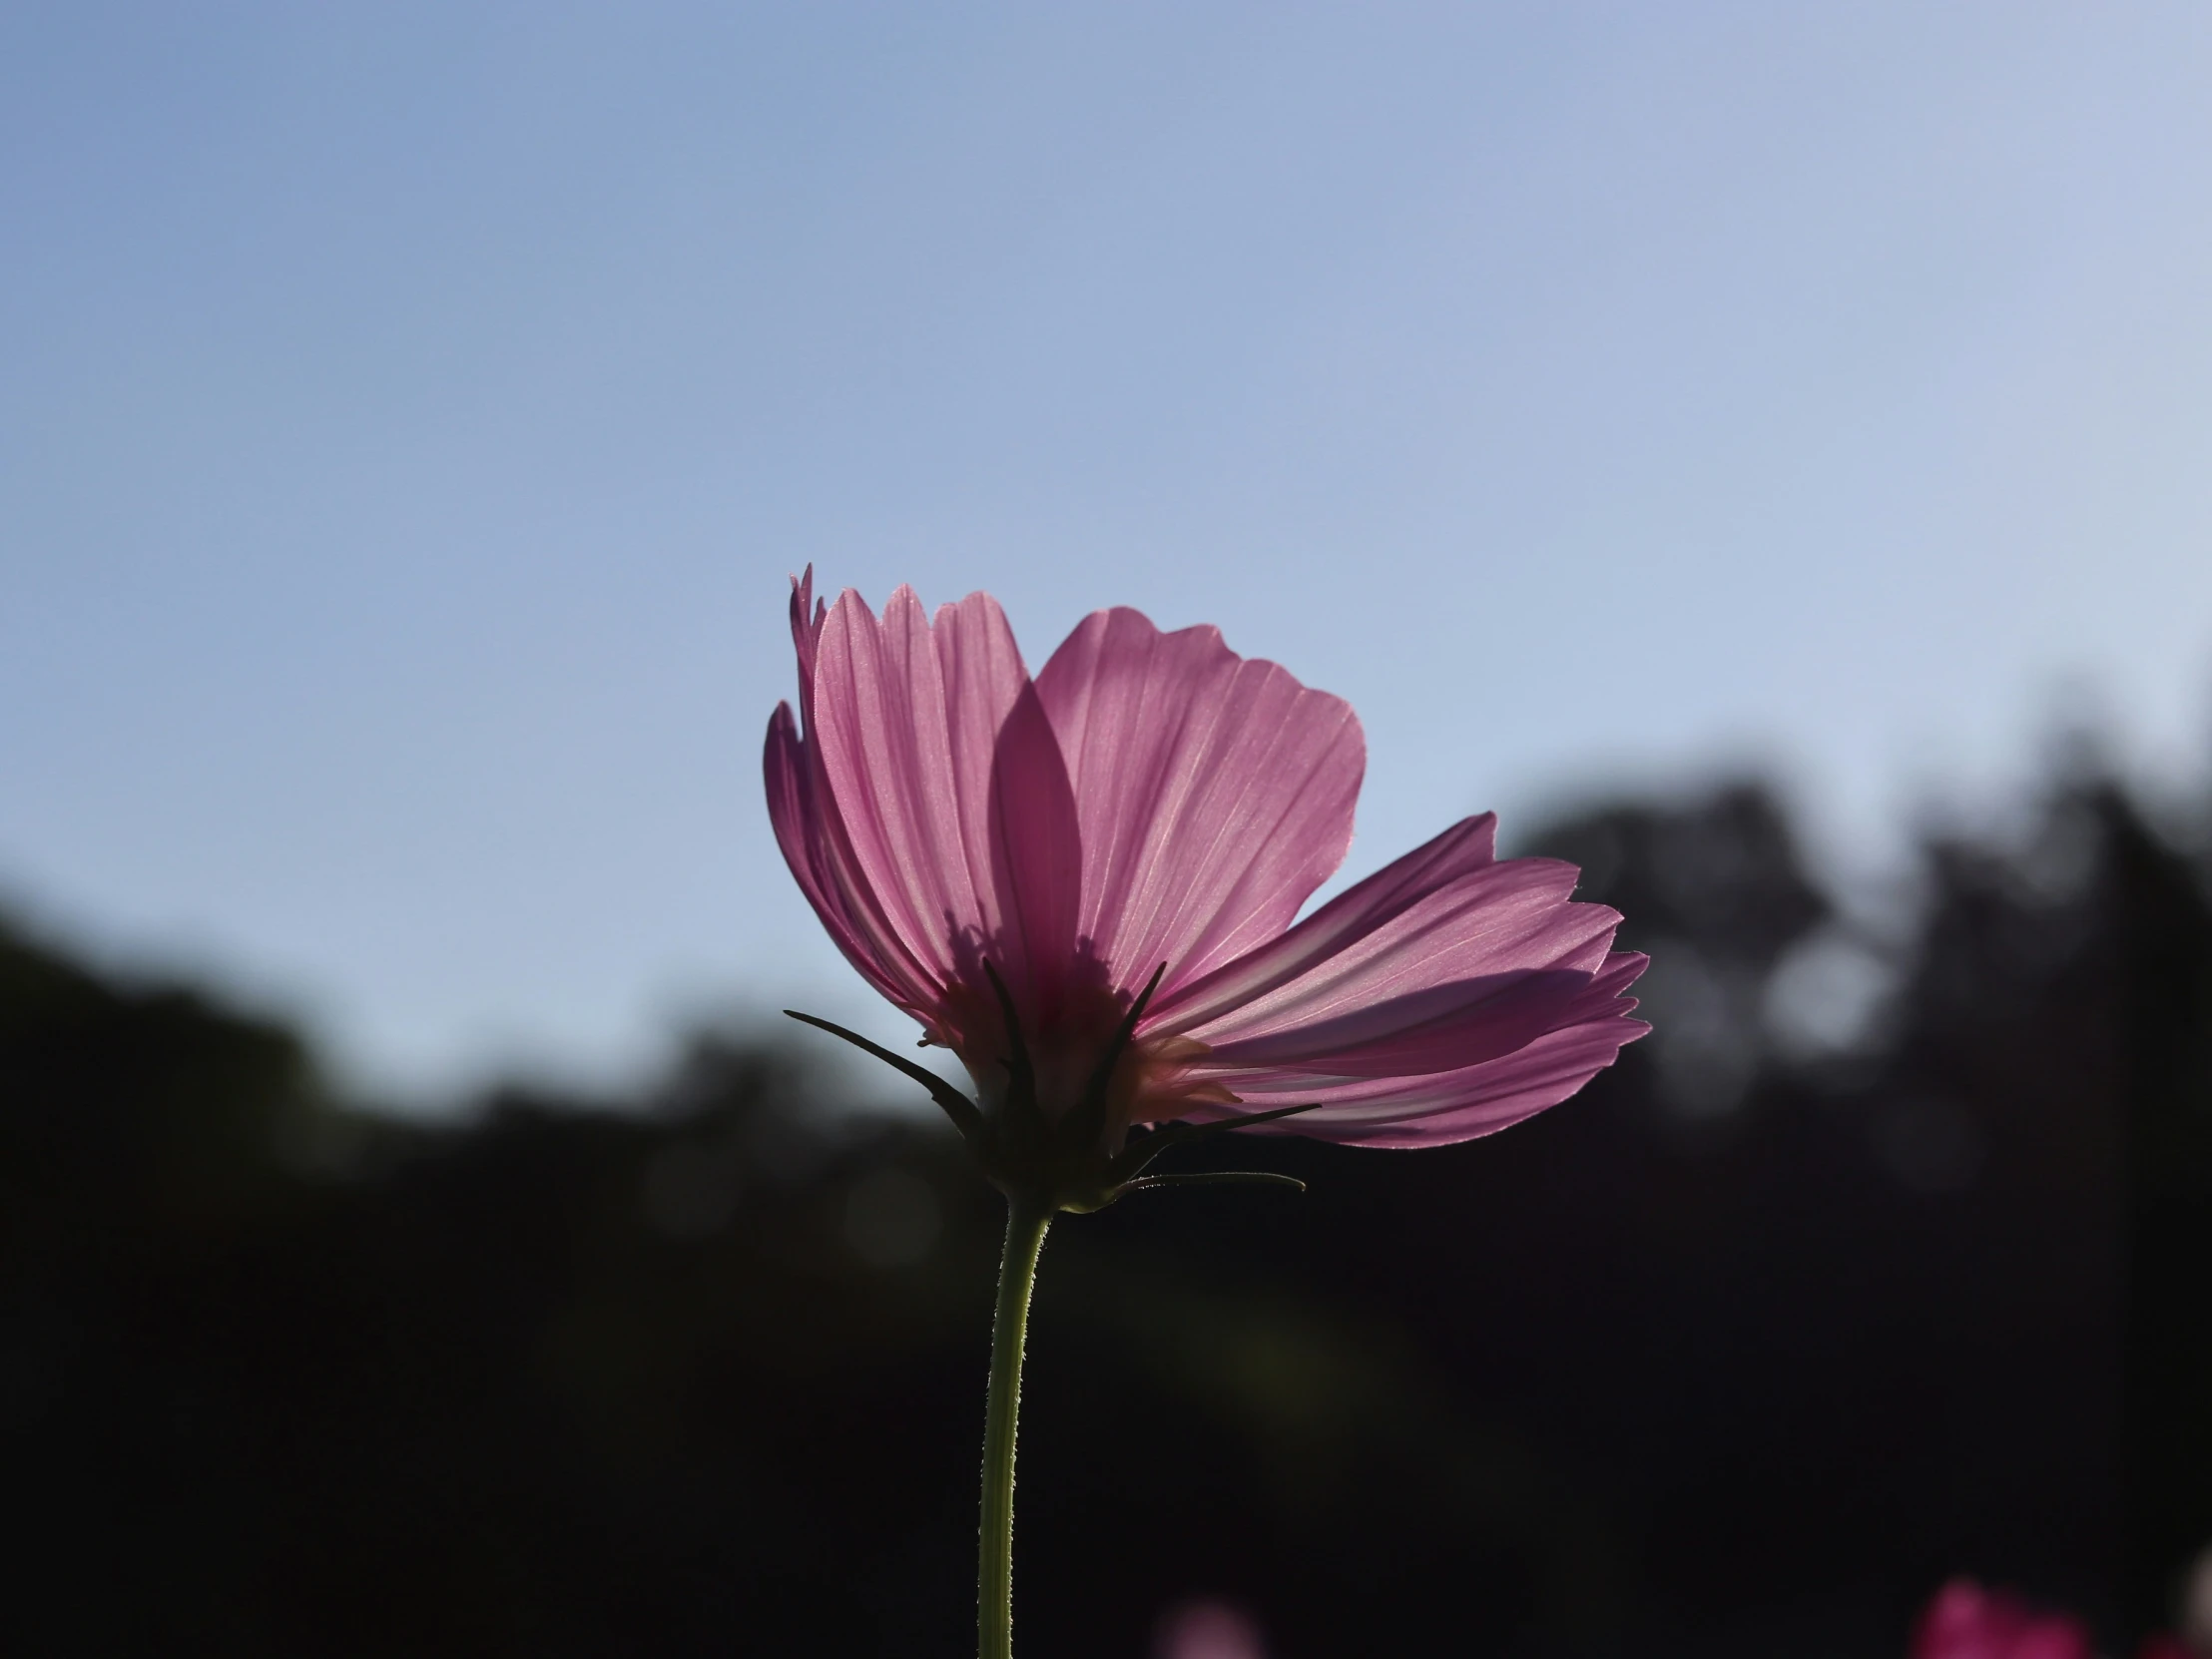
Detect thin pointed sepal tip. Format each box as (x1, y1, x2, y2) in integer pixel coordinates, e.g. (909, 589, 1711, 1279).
(782, 1006, 986, 1144)
(1124, 1171, 1309, 1195)
(1100, 1100, 1326, 1186)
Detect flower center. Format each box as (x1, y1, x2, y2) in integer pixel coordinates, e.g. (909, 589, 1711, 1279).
(931, 973, 1230, 1148)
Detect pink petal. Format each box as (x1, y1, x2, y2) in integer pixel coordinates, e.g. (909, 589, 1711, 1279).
(1209, 969, 1648, 1147)
(1154, 832, 1646, 1147)
(763, 702, 936, 1011)
(789, 566, 827, 709)
(1178, 856, 1617, 1057)
(981, 681, 1083, 1003)
(1201, 967, 1610, 1077)
(1035, 606, 1364, 999)
(807, 586, 1081, 1015)
(765, 569, 952, 1016)
(1150, 814, 1499, 1029)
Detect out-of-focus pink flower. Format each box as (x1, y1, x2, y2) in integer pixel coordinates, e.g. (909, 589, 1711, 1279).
(765, 575, 1646, 1190)
(1912, 1579, 2097, 1659)
(1153, 1598, 1268, 1659)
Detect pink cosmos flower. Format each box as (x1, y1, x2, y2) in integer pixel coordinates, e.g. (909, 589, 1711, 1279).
(1912, 1580, 2098, 1659)
(766, 573, 1646, 1201)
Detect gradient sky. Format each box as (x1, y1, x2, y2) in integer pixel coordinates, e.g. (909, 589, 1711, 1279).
(6, 3, 2210, 1101)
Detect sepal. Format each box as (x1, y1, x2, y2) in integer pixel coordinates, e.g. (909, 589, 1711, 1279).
(1121, 1171, 1308, 1195)
(785, 995, 1317, 1215)
(783, 1010, 989, 1152)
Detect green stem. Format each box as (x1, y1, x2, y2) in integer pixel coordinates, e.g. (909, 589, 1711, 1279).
(979, 1200, 1052, 1659)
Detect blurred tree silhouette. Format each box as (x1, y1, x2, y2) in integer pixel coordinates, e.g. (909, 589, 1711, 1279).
(0, 764, 2206, 1657)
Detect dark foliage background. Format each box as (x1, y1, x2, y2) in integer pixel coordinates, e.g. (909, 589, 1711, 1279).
(3, 766, 2208, 1657)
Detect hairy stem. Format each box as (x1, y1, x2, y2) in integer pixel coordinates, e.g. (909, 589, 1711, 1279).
(979, 1200, 1052, 1659)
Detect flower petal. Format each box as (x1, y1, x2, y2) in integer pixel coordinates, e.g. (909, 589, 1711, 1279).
(1208, 956, 1648, 1147)
(1177, 855, 1617, 1057)
(1150, 813, 1498, 1029)
(1157, 834, 1646, 1146)
(808, 585, 1081, 1014)
(1034, 606, 1364, 998)
(789, 566, 826, 712)
(972, 682, 1082, 1006)
(764, 701, 935, 1009)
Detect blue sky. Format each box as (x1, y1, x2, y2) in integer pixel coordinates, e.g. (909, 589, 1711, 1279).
(5, 3, 2210, 1100)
